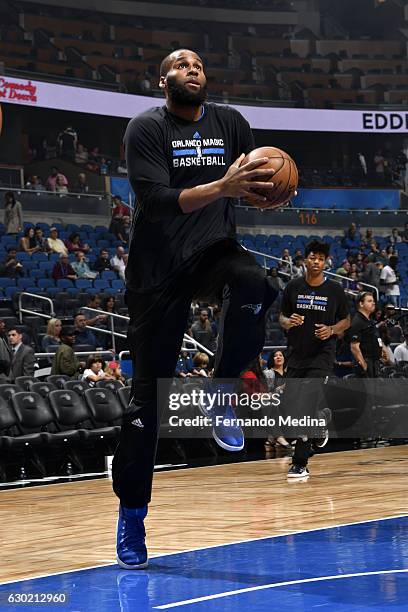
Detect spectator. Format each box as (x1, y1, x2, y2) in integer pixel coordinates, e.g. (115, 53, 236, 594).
(74, 173, 89, 193)
(0, 247, 24, 278)
(111, 246, 126, 280)
(111, 194, 130, 219)
(267, 267, 285, 292)
(99, 157, 109, 175)
(47, 227, 68, 255)
(102, 295, 119, 315)
(0, 319, 11, 382)
(52, 253, 77, 281)
(57, 126, 78, 161)
(374, 149, 385, 183)
(65, 232, 90, 254)
(81, 294, 107, 326)
(191, 351, 210, 377)
(292, 256, 305, 278)
(380, 255, 400, 308)
(264, 349, 285, 389)
(42, 318, 62, 352)
(119, 216, 131, 244)
(379, 326, 395, 365)
(348, 271, 362, 292)
(93, 248, 114, 273)
(51, 326, 80, 376)
(389, 228, 402, 245)
(71, 251, 97, 279)
(73, 313, 97, 348)
(8, 328, 36, 380)
(175, 350, 194, 377)
(336, 260, 351, 277)
(55, 174, 69, 195)
(386, 245, 397, 258)
(34, 227, 47, 252)
(343, 222, 361, 246)
(191, 309, 216, 352)
(81, 355, 113, 387)
(75, 144, 89, 165)
(46, 167, 68, 192)
(4, 191, 23, 234)
(362, 255, 382, 295)
(19, 227, 39, 255)
(378, 249, 388, 266)
(105, 360, 125, 384)
(393, 331, 408, 363)
(401, 222, 408, 244)
(26, 175, 46, 191)
(361, 228, 374, 248)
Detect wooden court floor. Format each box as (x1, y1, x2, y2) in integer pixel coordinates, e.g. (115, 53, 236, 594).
(1, 445, 407, 584)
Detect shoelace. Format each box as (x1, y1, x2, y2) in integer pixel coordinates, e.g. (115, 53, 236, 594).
(120, 516, 146, 550)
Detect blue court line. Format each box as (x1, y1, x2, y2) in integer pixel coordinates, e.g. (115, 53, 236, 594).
(0, 514, 407, 611)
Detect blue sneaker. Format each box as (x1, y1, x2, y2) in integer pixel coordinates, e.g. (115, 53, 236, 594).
(196, 381, 245, 452)
(116, 504, 148, 569)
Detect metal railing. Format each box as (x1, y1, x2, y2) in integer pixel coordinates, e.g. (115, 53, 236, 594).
(19, 292, 55, 322)
(247, 248, 379, 300)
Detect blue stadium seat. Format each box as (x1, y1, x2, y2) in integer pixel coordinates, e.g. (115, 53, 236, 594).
(17, 278, 34, 290)
(80, 225, 94, 232)
(37, 278, 56, 290)
(56, 279, 74, 289)
(101, 271, 117, 281)
(32, 252, 48, 262)
(93, 279, 110, 291)
(49, 253, 61, 263)
(4, 286, 18, 298)
(111, 280, 125, 291)
(0, 278, 16, 287)
(16, 252, 31, 261)
(29, 269, 45, 280)
(96, 240, 110, 249)
(75, 279, 93, 290)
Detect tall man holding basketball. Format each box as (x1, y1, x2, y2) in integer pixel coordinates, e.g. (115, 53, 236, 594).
(113, 49, 279, 569)
(279, 240, 350, 478)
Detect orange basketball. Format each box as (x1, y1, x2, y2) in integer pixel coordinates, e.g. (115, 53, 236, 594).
(242, 146, 298, 210)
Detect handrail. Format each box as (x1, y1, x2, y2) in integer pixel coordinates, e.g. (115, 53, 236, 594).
(0, 186, 108, 199)
(19, 292, 55, 322)
(35, 350, 114, 358)
(246, 248, 379, 300)
(247, 248, 292, 277)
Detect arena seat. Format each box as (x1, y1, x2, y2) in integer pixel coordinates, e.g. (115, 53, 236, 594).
(63, 380, 91, 395)
(117, 386, 131, 411)
(46, 374, 71, 389)
(95, 379, 125, 393)
(29, 381, 57, 398)
(83, 388, 123, 437)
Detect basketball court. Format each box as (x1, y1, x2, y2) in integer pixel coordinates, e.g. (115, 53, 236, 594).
(1, 445, 407, 610)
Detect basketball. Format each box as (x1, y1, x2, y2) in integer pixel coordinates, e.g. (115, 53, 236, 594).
(242, 146, 298, 209)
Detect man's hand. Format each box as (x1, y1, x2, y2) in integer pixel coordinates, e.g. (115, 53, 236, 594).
(219, 153, 275, 204)
(315, 324, 332, 340)
(289, 314, 304, 327)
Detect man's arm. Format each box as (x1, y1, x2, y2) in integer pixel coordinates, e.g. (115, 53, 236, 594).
(22, 347, 36, 377)
(279, 312, 304, 330)
(350, 341, 367, 371)
(315, 315, 351, 340)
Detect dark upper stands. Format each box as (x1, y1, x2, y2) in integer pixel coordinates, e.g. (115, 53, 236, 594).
(1, 0, 408, 107)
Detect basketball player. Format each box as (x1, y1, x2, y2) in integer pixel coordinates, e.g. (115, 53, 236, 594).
(113, 49, 279, 569)
(279, 240, 350, 478)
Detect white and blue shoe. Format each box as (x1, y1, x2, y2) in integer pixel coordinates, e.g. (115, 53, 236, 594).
(116, 504, 148, 569)
(197, 382, 244, 452)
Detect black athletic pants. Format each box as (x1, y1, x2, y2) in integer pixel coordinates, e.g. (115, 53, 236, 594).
(112, 240, 277, 508)
(285, 366, 331, 469)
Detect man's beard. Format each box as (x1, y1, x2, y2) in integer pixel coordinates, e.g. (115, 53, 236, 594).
(166, 75, 207, 107)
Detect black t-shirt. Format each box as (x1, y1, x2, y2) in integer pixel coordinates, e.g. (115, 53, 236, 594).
(347, 311, 382, 360)
(124, 102, 255, 292)
(281, 277, 350, 370)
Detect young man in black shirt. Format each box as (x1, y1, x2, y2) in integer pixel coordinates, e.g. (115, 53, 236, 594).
(279, 240, 350, 478)
(113, 49, 280, 569)
(348, 292, 383, 377)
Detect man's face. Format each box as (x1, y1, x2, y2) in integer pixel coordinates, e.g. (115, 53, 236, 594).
(50, 230, 58, 239)
(305, 252, 326, 275)
(76, 251, 84, 261)
(361, 295, 376, 314)
(117, 247, 124, 258)
(63, 333, 75, 346)
(0, 321, 5, 333)
(8, 330, 22, 346)
(60, 256, 69, 265)
(199, 311, 208, 323)
(101, 250, 108, 260)
(386, 307, 395, 317)
(75, 316, 87, 330)
(8, 249, 17, 258)
(161, 50, 207, 107)
(35, 229, 43, 238)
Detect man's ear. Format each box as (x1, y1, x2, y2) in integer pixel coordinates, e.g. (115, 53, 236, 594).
(159, 76, 166, 89)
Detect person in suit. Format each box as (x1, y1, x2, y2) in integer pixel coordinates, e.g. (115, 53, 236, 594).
(7, 328, 36, 381)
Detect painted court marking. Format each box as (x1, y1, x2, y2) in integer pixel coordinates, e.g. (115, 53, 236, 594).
(154, 568, 408, 609)
(0, 512, 406, 586)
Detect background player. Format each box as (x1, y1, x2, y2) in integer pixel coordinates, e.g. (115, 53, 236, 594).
(113, 49, 280, 569)
(279, 240, 351, 478)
